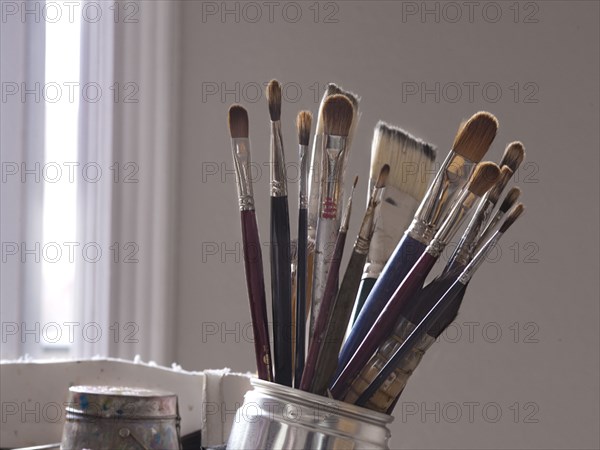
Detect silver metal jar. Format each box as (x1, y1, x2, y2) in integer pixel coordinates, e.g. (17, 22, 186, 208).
(61, 385, 181, 450)
(227, 379, 393, 449)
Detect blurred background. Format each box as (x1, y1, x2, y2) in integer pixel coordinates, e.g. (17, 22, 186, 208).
(1, 1, 598, 448)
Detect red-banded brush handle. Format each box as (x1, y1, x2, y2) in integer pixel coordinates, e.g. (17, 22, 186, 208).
(241, 210, 273, 381)
(330, 251, 437, 399)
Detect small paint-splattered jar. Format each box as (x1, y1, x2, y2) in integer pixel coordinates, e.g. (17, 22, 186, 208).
(61, 385, 181, 450)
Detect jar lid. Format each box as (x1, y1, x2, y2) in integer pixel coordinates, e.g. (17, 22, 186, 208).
(66, 385, 178, 419)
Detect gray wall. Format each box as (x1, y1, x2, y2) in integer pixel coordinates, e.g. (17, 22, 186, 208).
(175, 2, 599, 448)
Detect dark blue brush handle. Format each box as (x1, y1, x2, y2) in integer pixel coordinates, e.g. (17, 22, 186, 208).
(336, 233, 426, 377)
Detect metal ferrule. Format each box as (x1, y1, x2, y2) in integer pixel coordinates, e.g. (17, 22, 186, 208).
(355, 186, 384, 255)
(408, 151, 473, 243)
(298, 144, 309, 209)
(307, 133, 324, 235)
(450, 196, 495, 267)
(320, 134, 348, 220)
(476, 208, 506, 248)
(427, 188, 478, 257)
(231, 137, 255, 211)
(270, 120, 287, 197)
(459, 230, 502, 284)
(364, 187, 421, 277)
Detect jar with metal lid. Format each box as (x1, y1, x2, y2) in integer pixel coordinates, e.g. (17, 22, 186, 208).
(61, 385, 181, 450)
(227, 378, 393, 450)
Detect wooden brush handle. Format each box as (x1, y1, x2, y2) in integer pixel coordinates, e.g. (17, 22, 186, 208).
(310, 249, 369, 395)
(330, 250, 436, 399)
(345, 315, 435, 411)
(355, 280, 464, 408)
(300, 228, 347, 391)
(310, 217, 340, 336)
(336, 234, 426, 380)
(294, 208, 308, 388)
(240, 210, 273, 381)
(270, 196, 292, 386)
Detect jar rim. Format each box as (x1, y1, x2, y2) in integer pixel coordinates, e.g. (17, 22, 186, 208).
(250, 378, 394, 425)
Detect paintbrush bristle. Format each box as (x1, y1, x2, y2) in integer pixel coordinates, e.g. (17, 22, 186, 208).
(488, 165, 514, 205)
(376, 164, 390, 188)
(467, 162, 500, 196)
(499, 186, 521, 213)
(500, 203, 525, 233)
(228, 104, 249, 139)
(315, 84, 360, 135)
(353, 175, 359, 189)
(500, 141, 526, 172)
(297, 111, 313, 146)
(322, 95, 354, 137)
(324, 83, 360, 110)
(452, 112, 499, 162)
(266, 79, 282, 121)
(371, 121, 436, 200)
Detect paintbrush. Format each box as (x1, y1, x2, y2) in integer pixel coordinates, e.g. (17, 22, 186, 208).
(267, 80, 292, 386)
(475, 141, 525, 245)
(476, 185, 522, 250)
(300, 175, 359, 392)
(307, 166, 390, 395)
(444, 164, 514, 274)
(330, 162, 500, 399)
(377, 187, 521, 413)
(307, 84, 360, 246)
(337, 112, 499, 378)
(354, 203, 526, 411)
(379, 189, 523, 413)
(351, 122, 436, 326)
(228, 105, 273, 381)
(294, 110, 313, 388)
(306, 85, 360, 323)
(310, 94, 355, 338)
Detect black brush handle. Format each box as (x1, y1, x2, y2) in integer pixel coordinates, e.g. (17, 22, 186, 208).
(271, 195, 292, 386)
(294, 207, 308, 388)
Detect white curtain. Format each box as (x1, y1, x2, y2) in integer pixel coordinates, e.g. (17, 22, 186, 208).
(77, 1, 182, 364)
(0, 1, 46, 360)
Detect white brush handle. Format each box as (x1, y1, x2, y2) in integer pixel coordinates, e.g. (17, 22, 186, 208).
(309, 216, 339, 337)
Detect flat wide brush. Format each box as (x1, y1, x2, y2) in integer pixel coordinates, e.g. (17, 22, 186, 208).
(300, 175, 359, 392)
(294, 110, 313, 388)
(308, 166, 390, 395)
(228, 105, 273, 381)
(310, 95, 355, 337)
(337, 112, 499, 377)
(267, 80, 293, 386)
(355, 203, 526, 409)
(330, 162, 500, 399)
(352, 122, 436, 326)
